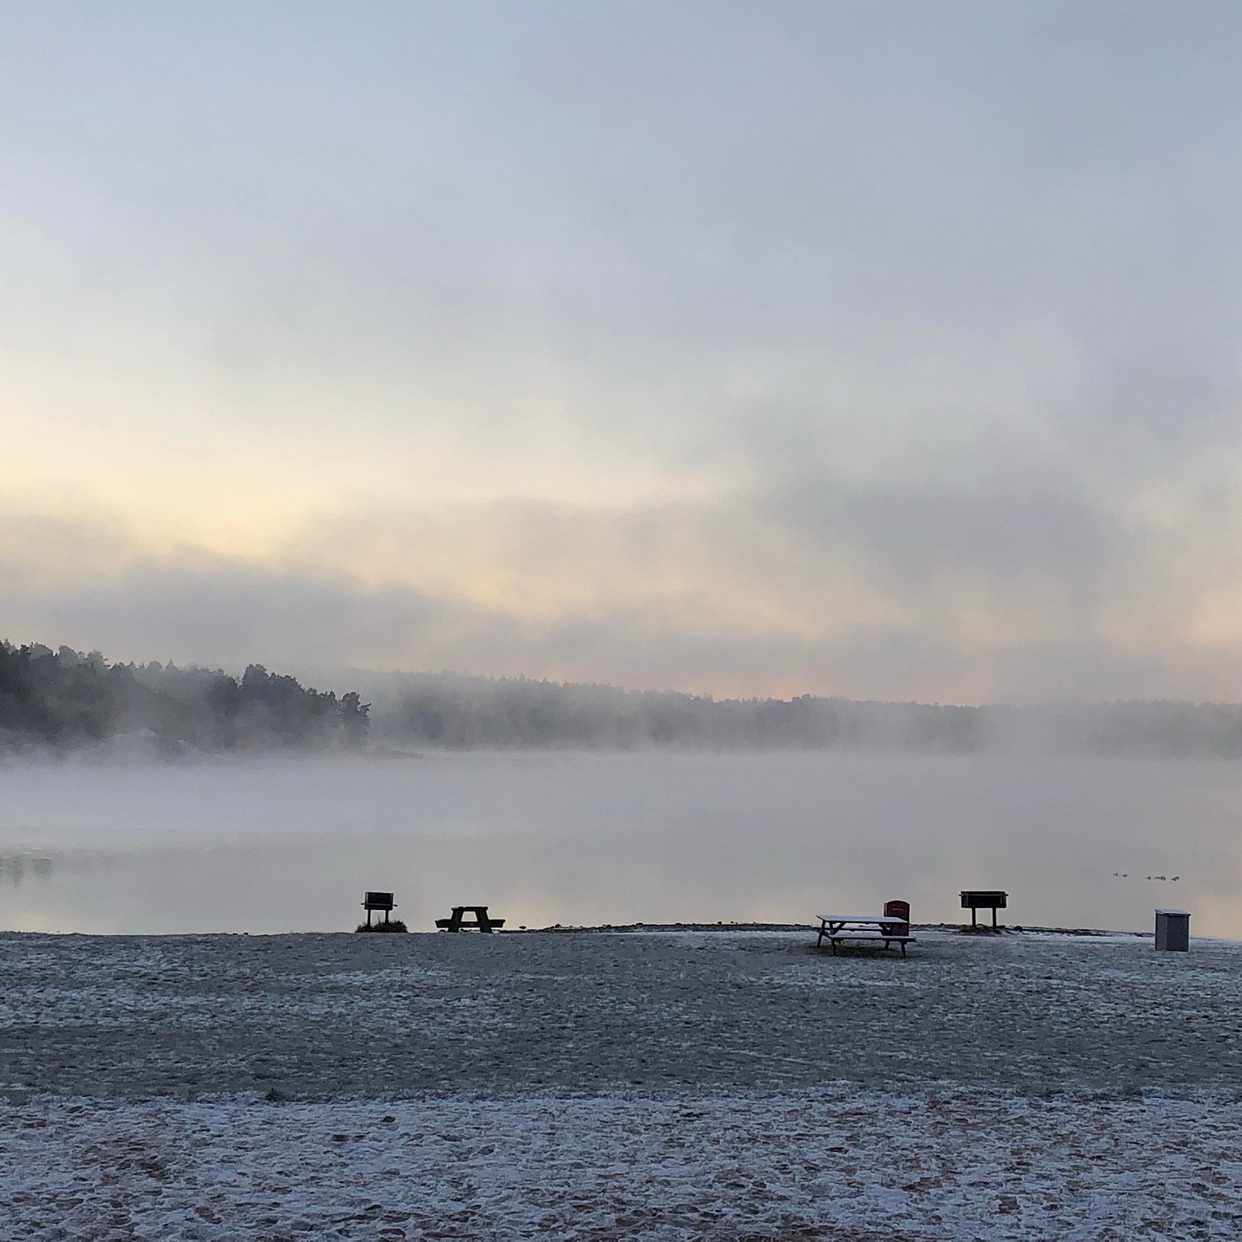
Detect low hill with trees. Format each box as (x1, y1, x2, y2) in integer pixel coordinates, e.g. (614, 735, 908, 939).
(9, 639, 1242, 759)
(361, 670, 1242, 759)
(0, 642, 369, 753)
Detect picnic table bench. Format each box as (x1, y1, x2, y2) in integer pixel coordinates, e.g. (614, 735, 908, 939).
(815, 913, 916, 957)
(435, 905, 506, 933)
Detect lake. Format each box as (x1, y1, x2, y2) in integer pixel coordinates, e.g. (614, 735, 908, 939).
(1, 751, 1238, 937)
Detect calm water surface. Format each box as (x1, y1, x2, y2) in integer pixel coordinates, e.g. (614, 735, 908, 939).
(2, 751, 1239, 937)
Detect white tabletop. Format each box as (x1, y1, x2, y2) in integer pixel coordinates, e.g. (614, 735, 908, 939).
(817, 913, 905, 924)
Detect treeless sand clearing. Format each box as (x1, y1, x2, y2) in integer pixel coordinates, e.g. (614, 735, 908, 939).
(2, 929, 1241, 1237)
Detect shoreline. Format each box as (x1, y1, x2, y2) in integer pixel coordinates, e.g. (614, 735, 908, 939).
(1, 920, 1156, 940)
(514, 919, 1152, 938)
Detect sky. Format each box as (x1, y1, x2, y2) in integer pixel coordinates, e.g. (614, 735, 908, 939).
(5, 1, 1242, 702)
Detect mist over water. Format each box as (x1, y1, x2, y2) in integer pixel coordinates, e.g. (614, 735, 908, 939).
(2, 752, 1237, 938)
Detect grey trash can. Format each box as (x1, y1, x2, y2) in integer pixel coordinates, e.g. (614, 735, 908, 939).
(1155, 908, 1189, 952)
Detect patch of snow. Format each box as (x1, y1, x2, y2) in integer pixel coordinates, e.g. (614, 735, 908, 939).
(4, 1087, 1242, 1240)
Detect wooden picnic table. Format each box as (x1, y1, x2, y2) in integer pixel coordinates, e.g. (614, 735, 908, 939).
(815, 913, 915, 957)
(434, 905, 506, 933)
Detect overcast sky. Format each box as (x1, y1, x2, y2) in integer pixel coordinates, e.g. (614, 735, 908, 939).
(5, 1, 1242, 701)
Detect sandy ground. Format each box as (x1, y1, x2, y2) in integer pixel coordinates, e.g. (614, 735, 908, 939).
(3, 928, 1242, 1238)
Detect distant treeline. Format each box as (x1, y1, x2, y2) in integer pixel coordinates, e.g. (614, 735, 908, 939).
(9, 640, 1242, 758)
(366, 671, 1242, 758)
(369, 673, 981, 750)
(0, 642, 369, 752)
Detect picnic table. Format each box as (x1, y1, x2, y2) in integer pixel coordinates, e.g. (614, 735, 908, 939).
(815, 913, 916, 957)
(434, 905, 506, 933)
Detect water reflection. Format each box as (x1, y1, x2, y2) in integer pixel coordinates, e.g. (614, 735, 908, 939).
(1, 752, 1240, 937)
(0, 851, 54, 888)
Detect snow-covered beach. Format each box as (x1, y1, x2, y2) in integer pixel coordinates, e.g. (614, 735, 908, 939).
(3, 927, 1242, 1238)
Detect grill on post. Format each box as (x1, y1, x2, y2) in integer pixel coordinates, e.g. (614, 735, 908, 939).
(362, 891, 396, 928)
(959, 889, 1007, 930)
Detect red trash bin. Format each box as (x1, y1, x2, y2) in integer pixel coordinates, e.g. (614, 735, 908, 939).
(883, 898, 911, 938)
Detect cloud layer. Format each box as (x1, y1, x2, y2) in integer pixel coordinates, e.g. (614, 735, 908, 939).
(6, 474, 1242, 704)
(5, 3, 1242, 700)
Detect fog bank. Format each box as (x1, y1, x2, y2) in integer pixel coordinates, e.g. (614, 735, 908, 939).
(1, 751, 1234, 937)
